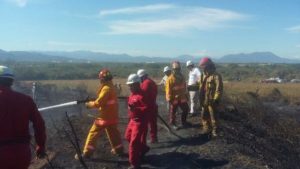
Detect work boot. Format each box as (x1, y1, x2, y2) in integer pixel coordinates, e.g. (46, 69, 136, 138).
(128, 166, 142, 169)
(189, 113, 197, 117)
(212, 128, 218, 137)
(74, 153, 91, 160)
(150, 138, 158, 144)
(111, 146, 124, 156)
(171, 124, 179, 130)
(142, 146, 150, 157)
(200, 126, 209, 134)
(181, 121, 192, 128)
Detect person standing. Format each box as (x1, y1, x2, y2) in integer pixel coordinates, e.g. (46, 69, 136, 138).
(186, 60, 201, 116)
(76, 69, 123, 159)
(0, 65, 46, 169)
(137, 69, 158, 143)
(159, 66, 172, 86)
(165, 61, 190, 130)
(198, 58, 223, 137)
(159, 66, 172, 113)
(125, 74, 149, 169)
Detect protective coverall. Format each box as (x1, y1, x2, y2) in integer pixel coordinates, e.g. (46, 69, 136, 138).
(83, 81, 123, 156)
(125, 89, 149, 169)
(0, 86, 46, 169)
(140, 77, 158, 143)
(187, 67, 201, 114)
(165, 73, 189, 126)
(199, 71, 223, 135)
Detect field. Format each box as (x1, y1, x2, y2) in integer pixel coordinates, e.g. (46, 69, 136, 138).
(28, 79, 300, 104)
(19, 78, 300, 169)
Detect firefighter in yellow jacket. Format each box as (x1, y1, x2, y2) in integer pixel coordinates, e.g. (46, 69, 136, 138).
(75, 69, 123, 159)
(165, 61, 190, 130)
(198, 57, 223, 137)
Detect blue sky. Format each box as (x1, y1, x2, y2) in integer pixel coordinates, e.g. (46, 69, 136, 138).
(0, 0, 299, 59)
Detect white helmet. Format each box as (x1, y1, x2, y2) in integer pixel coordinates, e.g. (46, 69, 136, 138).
(186, 60, 193, 67)
(0, 65, 14, 79)
(126, 74, 140, 84)
(137, 69, 146, 77)
(163, 66, 171, 73)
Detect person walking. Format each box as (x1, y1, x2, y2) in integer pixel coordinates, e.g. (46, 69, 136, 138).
(186, 60, 201, 116)
(0, 65, 46, 169)
(137, 69, 158, 143)
(125, 74, 149, 169)
(198, 58, 223, 137)
(75, 69, 123, 159)
(165, 61, 190, 130)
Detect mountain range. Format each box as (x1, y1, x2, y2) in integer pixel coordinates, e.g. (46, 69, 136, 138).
(0, 49, 299, 63)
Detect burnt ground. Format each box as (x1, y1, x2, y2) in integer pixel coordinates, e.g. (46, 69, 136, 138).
(15, 82, 300, 169)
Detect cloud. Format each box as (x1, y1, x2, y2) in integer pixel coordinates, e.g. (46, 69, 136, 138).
(99, 4, 176, 16)
(191, 50, 210, 57)
(8, 0, 28, 7)
(46, 41, 103, 51)
(103, 5, 248, 35)
(286, 25, 300, 33)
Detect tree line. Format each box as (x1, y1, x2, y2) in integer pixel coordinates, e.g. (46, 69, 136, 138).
(3, 61, 300, 81)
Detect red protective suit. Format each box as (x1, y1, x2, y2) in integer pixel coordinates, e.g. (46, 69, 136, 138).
(125, 89, 149, 169)
(0, 86, 46, 169)
(140, 77, 158, 142)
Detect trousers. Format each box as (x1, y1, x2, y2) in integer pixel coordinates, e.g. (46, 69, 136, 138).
(83, 122, 123, 155)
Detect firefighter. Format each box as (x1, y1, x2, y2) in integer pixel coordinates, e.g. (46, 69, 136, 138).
(75, 69, 123, 159)
(0, 65, 46, 169)
(159, 66, 172, 112)
(198, 57, 223, 137)
(137, 69, 158, 143)
(125, 74, 149, 169)
(159, 66, 172, 86)
(186, 60, 201, 116)
(165, 61, 190, 130)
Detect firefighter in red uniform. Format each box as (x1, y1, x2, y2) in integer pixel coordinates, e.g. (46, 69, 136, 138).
(0, 65, 46, 169)
(137, 69, 158, 143)
(125, 74, 149, 169)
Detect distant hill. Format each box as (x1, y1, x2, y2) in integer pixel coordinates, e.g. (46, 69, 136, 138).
(1, 49, 299, 63)
(218, 52, 299, 63)
(0, 50, 71, 62)
(42, 51, 201, 63)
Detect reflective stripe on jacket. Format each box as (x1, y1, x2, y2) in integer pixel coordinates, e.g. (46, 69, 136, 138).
(165, 73, 188, 103)
(199, 72, 223, 105)
(86, 81, 119, 125)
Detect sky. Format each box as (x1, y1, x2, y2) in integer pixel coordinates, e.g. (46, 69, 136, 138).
(0, 0, 300, 59)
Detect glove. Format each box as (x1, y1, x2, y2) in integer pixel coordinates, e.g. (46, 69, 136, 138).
(77, 96, 92, 104)
(85, 101, 94, 108)
(36, 146, 47, 159)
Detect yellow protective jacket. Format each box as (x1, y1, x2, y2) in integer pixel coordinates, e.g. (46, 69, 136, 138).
(165, 73, 188, 104)
(199, 71, 223, 106)
(86, 81, 119, 126)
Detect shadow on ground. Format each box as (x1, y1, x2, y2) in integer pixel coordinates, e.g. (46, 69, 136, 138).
(145, 152, 229, 169)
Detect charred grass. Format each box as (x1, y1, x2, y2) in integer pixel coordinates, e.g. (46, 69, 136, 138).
(19, 80, 300, 169)
(219, 91, 300, 169)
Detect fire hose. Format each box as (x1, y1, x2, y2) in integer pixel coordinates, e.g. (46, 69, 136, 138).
(38, 97, 182, 139)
